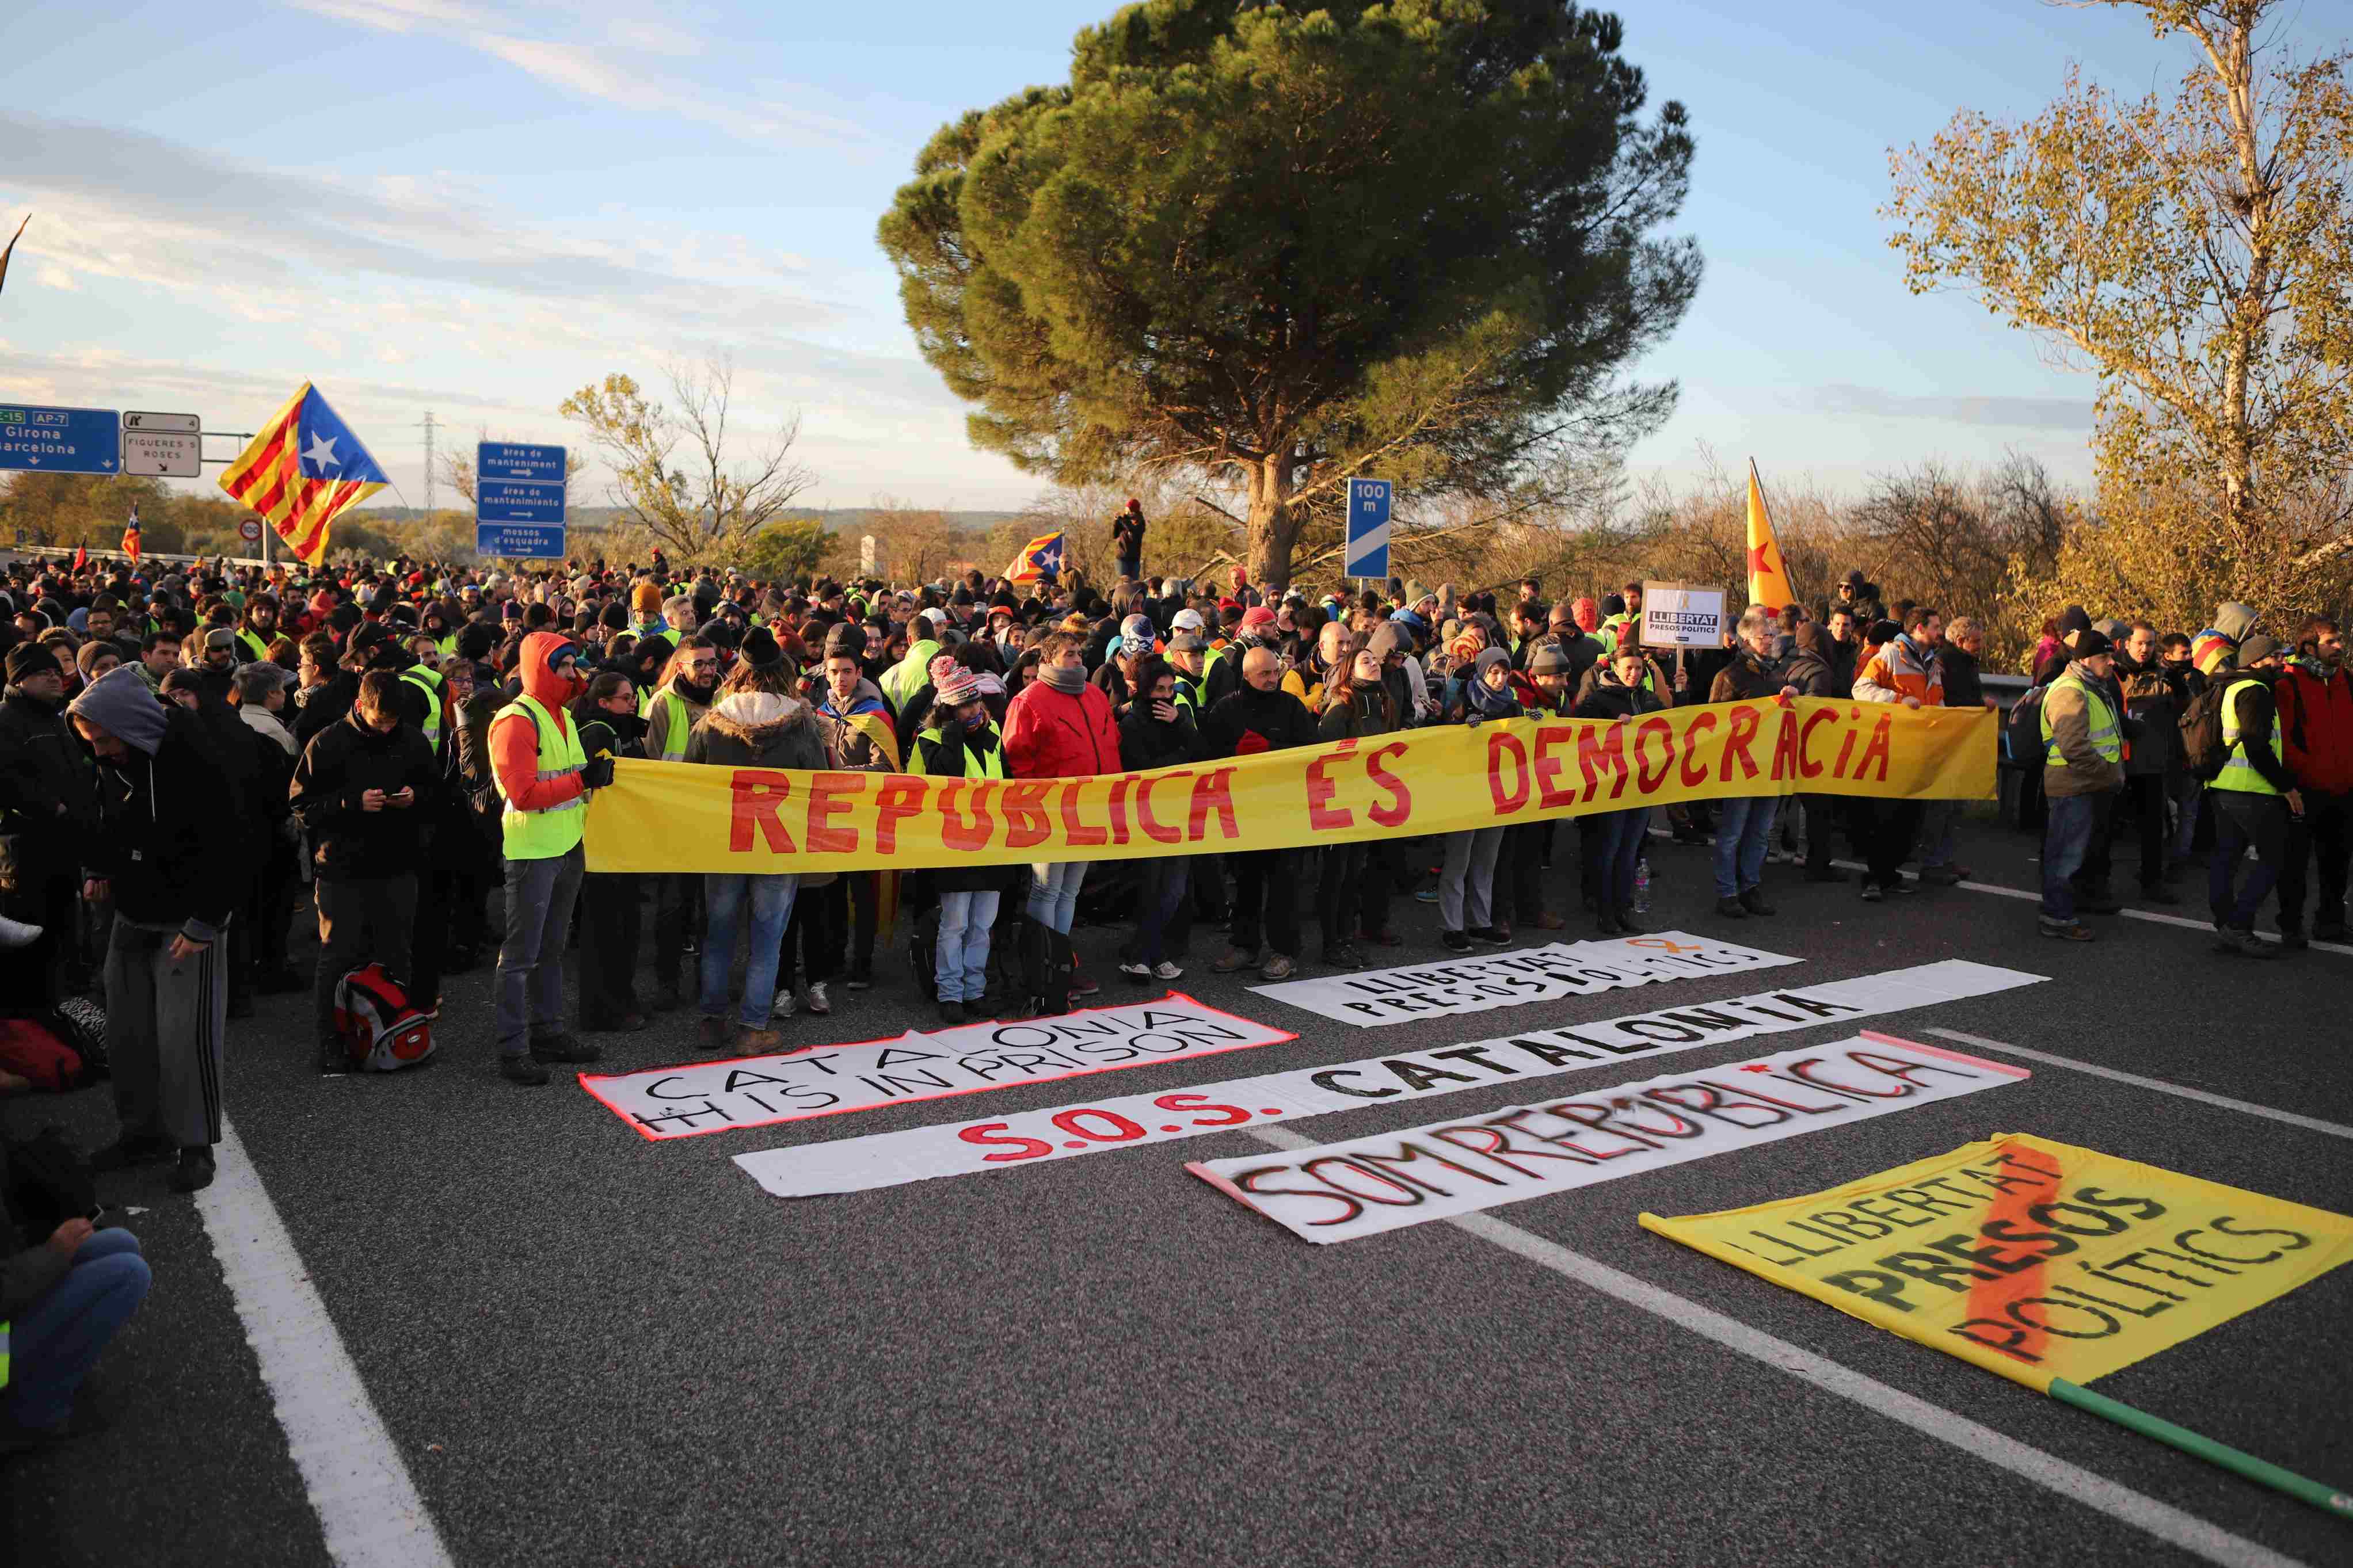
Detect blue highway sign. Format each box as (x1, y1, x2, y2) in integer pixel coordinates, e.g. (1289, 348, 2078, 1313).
(1344, 477, 1391, 581)
(477, 441, 566, 483)
(476, 522, 569, 560)
(476, 477, 566, 525)
(0, 404, 119, 474)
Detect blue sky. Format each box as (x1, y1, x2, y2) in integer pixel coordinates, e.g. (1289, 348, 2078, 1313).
(1, 1, 2326, 516)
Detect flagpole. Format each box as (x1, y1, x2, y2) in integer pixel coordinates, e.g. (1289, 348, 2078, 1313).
(2048, 1379, 2353, 1520)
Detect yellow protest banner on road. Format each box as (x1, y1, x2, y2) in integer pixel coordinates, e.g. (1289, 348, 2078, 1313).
(1640, 1132, 2353, 1392)
(585, 698, 1992, 875)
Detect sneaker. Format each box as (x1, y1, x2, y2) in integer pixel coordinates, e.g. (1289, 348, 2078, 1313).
(530, 1032, 601, 1065)
(2215, 927, 2277, 959)
(773, 988, 798, 1018)
(1714, 895, 1747, 918)
(695, 1015, 730, 1051)
(1210, 945, 1262, 973)
(167, 1147, 216, 1193)
(1859, 884, 1884, 903)
(1440, 929, 1473, 953)
(1738, 888, 1777, 917)
(937, 1000, 966, 1028)
(734, 1025, 785, 1052)
(1260, 954, 1296, 981)
(90, 1135, 174, 1172)
(1414, 887, 1440, 903)
(2276, 929, 2310, 952)
(1119, 961, 1155, 983)
(1917, 865, 1963, 886)
(1321, 943, 1365, 969)
(1153, 960, 1183, 981)
(498, 1054, 550, 1085)
(805, 982, 831, 1016)
(845, 967, 874, 991)
(1469, 926, 1510, 947)
(2038, 920, 2095, 942)
(1069, 973, 1101, 997)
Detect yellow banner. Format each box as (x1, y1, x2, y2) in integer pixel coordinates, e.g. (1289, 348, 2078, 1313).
(1641, 1132, 2353, 1392)
(583, 698, 1993, 875)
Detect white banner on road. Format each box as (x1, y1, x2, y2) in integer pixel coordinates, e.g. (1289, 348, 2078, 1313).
(579, 993, 1294, 1140)
(733, 960, 2046, 1198)
(1187, 1033, 2030, 1243)
(1248, 932, 1801, 1027)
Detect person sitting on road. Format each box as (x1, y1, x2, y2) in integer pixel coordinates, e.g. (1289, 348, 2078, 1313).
(0, 1141, 151, 1455)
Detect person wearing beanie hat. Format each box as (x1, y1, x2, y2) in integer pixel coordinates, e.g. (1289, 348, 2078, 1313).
(2035, 623, 2127, 942)
(1570, 596, 1600, 635)
(2203, 632, 2299, 955)
(70, 666, 243, 1190)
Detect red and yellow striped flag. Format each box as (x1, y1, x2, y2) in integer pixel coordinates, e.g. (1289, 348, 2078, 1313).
(219, 382, 388, 563)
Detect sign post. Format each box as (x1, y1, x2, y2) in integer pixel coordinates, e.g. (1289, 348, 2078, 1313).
(1344, 477, 1391, 583)
(0, 405, 120, 474)
(475, 442, 568, 560)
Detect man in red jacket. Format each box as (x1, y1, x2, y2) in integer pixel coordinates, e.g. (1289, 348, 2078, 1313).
(2277, 616, 2351, 944)
(1001, 632, 1122, 943)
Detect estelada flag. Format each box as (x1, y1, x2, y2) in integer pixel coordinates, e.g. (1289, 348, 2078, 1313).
(1745, 459, 1797, 615)
(1005, 529, 1064, 585)
(1642, 1132, 2353, 1394)
(219, 383, 389, 564)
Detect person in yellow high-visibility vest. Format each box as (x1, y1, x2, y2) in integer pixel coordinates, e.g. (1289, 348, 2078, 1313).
(487, 632, 613, 1085)
(2036, 631, 2127, 943)
(0, 1158, 151, 1451)
(2207, 634, 2301, 958)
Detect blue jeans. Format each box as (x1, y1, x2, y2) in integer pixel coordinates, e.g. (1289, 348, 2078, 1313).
(2209, 792, 2285, 932)
(6, 1228, 150, 1429)
(2171, 776, 2204, 860)
(1588, 808, 1649, 913)
(1026, 860, 1088, 935)
(1714, 796, 1779, 898)
(1134, 856, 1190, 966)
(936, 890, 1002, 1003)
(700, 872, 799, 1028)
(2040, 793, 2098, 923)
(1918, 801, 1959, 869)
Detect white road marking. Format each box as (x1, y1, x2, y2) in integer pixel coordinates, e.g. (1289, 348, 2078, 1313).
(196, 1118, 454, 1568)
(1822, 858, 2353, 956)
(1249, 1125, 2313, 1568)
(1925, 1028, 2353, 1142)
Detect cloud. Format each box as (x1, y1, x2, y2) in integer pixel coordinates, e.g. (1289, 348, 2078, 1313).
(285, 1, 873, 150)
(1807, 383, 2092, 431)
(35, 263, 73, 291)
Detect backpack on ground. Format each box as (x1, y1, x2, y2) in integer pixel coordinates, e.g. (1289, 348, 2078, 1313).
(907, 905, 941, 1004)
(1016, 915, 1075, 1018)
(333, 964, 436, 1073)
(2177, 678, 2236, 782)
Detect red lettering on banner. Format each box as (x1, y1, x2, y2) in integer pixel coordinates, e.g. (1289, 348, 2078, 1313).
(1307, 742, 1355, 831)
(804, 772, 865, 855)
(729, 770, 796, 854)
(1533, 724, 1575, 808)
(1136, 770, 1188, 844)
(1799, 709, 1835, 780)
(1002, 781, 1053, 850)
(1057, 781, 1109, 846)
(1488, 730, 1530, 814)
(1577, 723, 1632, 802)
(1854, 714, 1894, 783)
(1833, 713, 1860, 779)
(874, 776, 925, 854)
(1719, 704, 1762, 782)
(1634, 716, 1675, 793)
(938, 780, 997, 852)
(1107, 777, 1134, 846)
(1680, 711, 1716, 787)
(1187, 767, 1240, 842)
(1770, 708, 1800, 781)
(1366, 742, 1411, 827)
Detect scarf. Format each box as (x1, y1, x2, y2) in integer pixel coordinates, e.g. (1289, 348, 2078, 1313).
(1040, 662, 1086, 695)
(1465, 674, 1520, 719)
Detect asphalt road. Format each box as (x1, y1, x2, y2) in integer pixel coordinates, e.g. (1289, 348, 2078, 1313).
(7, 806, 2350, 1568)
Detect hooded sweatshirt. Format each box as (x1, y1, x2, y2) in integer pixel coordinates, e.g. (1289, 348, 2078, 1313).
(684, 689, 827, 772)
(67, 667, 239, 941)
(2192, 602, 2259, 678)
(489, 631, 590, 816)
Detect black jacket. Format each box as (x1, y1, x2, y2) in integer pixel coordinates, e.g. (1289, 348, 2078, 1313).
(1572, 668, 1669, 723)
(1118, 702, 1198, 772)
(89, 707, 241, 941)
(0, 686, 101, 879)
(1941, 644, 1985, 710)
(289, 709, 441, 881)
(911, 718, 1019, 894)
(1199, 683, 1318, 760)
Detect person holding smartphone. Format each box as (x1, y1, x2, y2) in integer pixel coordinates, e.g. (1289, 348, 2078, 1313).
(290, 669, 441, 1073)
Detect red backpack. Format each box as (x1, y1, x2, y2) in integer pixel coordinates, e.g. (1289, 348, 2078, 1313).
(332, 965, 436, 1073)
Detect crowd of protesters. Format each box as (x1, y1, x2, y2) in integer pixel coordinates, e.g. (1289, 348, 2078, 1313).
(0, 528, 2344, 1451)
